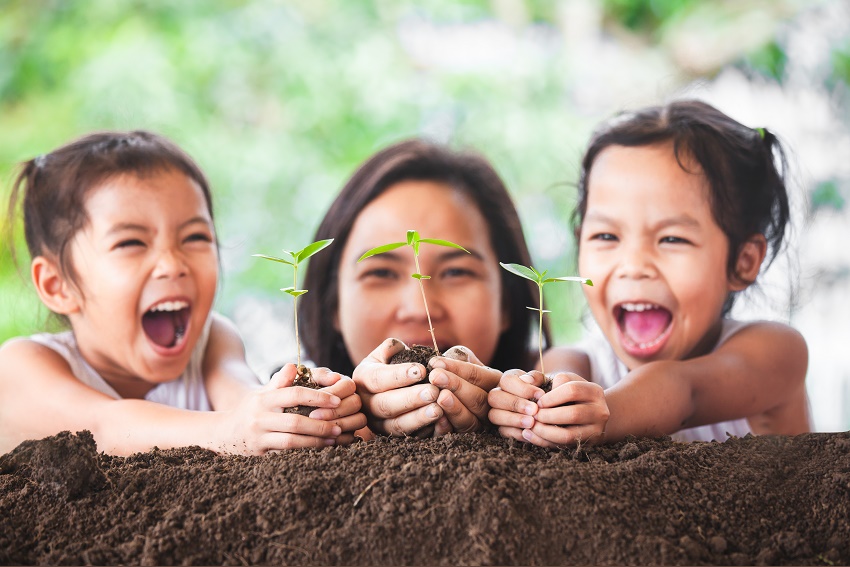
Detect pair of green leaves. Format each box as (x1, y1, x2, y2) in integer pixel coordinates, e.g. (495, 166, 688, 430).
(358, 230, 469, 281)
(253, 239, 334, 297)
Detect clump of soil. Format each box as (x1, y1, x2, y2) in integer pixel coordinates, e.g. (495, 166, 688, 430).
(2, 430, 848, 565)
(388, 344, 439, 385)
(389, 344, 440, 437)
(284, 365, 320, 417)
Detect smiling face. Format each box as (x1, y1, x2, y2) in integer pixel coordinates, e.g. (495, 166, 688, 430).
(578, 143, 738, 370)
(336, 180, 508, 366)
(63, 168, 219, 396)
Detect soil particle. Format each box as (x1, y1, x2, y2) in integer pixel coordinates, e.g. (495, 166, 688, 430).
(284, 365, 319, 417)
(1, 430, 849, 565)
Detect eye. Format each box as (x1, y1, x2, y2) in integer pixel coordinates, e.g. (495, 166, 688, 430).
(361, 268, 397, 281)
(660, 236, 691, 245)
(442, 266, 476, 279)
(589, 232, 618, 242)
(184, 232, 213, 244)
(114, 239, 145, 249)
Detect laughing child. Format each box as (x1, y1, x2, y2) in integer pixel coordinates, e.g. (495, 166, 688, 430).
(489, 100, 811, 446)
(0, 131, 365, 455)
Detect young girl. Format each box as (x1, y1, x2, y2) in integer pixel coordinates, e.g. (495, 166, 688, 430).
(299, 139, 545, 437)
(489, 100, 811, 447)
(0, 131, 365, 456)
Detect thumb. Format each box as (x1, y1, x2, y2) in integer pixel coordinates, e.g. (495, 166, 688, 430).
(268, 363, 298, 389)
(551, 371, 586, 390)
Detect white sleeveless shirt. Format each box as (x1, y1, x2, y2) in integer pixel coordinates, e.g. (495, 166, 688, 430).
(577, 319, 753, 442)
(28, 319, 212, 411)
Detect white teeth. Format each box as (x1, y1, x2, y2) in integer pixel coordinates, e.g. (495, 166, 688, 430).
(148, 300, 189, 313)
(621, 302, 658, 312)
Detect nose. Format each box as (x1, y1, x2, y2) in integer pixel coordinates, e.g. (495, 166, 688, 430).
(395, 277, 445, 323)
(615, 242, 657, 280)
(152, 248, 188, 280)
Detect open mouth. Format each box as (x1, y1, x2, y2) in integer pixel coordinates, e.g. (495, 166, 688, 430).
(142, 300, 191, 350)
(615, 302, 672, 357)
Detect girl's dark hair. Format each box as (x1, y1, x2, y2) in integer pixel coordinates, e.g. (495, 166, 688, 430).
(300, 139, 545, 375)
(6, 130, 214, 306)
(573, 99, 790, 315)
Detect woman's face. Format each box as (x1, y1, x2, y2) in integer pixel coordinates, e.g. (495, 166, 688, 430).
(336, 180, 508, 366)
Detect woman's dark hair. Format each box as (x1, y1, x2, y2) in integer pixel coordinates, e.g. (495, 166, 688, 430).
(6, 130, 214, 319)
(573, 99, 790, 315)
(300, 139, 546, 375)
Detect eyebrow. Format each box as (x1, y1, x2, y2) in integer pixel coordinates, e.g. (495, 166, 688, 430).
(105, 216, 212, 236)
(354, 247, 484, 264)
(584, 211, 701, 230)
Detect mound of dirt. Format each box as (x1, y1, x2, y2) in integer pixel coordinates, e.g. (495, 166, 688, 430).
(1, 430, 848, 565)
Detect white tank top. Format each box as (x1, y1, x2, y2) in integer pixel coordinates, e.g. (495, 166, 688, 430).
(578, 319, 753, 442)
(28, 319, 212, 411)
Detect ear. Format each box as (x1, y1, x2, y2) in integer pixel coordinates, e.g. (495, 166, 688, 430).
(730, 234, 767, 291)
(31, 256, 82, 315)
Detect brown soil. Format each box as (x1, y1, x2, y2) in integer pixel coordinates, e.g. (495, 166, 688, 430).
(284, 365, 319, 417)
(2, 430, 849, 565)
(389, 344, 440, 437)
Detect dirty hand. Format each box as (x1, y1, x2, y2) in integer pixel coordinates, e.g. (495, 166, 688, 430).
(219, 363, 344, 454)
(427, 345, 502, 436)
(487, 369, 546, 443)
(352, 338, 443, 436)
(523, 372, 609, 448)
(308, 367, 367, 445)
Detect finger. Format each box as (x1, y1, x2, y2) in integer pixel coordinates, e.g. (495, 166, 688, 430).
(433, 416, 453, 437)
(335, 433, 357, 446)
(488, 407, 536, 430)
(381, 403, 443, 436)
(364, 384, 438, 419)
(264, 386, 341, 412)
(497, 425, 528, 444)
(520, 427, 560, 448)
(429, 356, 501, 391)
(261, 431, 338, 451)
(268, 363, 298, 388)
(319, 376, 357, 399)
(353, 358, 426, 394)
(309, 391, 362, 421)
(311, 367, 346, 387)
(488, 387, 539, 417)
(498, 369, 546, 400)
(550, 371, 586, 390)
(429, 368, 489, 420)
(436, 389, 480, 433)
(538, 380, 604, 409)
(325, 412, 368, 434)
(259, 412, 342, 439)
(529, 421, 604, 447)
(535, 403, 602, 426)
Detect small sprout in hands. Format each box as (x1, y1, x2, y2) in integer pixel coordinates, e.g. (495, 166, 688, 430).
(358, 230, 469, 355)
(253, 239, 334, 376)
(499, 263, 592, 378)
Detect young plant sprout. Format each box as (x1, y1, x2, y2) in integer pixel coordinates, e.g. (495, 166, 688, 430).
(499, 263, 592, 377)
(253, 239, 334, 372)
(358, 230, 469, 355)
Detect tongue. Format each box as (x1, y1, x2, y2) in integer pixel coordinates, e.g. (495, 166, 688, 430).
(622, 309, 671, 345)
(142, 311, 186, 348)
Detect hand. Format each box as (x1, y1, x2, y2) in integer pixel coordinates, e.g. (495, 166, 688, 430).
(487, 369, 546, 443)
(427, 345, 502, 436)
(217, 363, 344, 454)
(524, 372, 609, 448)
(308, 367, 367, 445)
(352, 338, 443, 436)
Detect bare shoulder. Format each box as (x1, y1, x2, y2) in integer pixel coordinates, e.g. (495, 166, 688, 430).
(0, 337, 73, 379)
(541, 346, 592, 380)
(721, 320, 807, 381)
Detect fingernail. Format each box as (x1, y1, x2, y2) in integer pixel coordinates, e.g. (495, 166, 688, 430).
(419, 388, 436, 402)
(520, 416, 534, 428)
(325, 438, 336, 445)
(329, 395, 341, 406)
(523, 402, 537, 415)
(440, 394, 454, 409)
(407, 365, 422, 380)
(520, 374, 534, 384)
(429, 358, 446, 369)
(532, 390, 544, 401)
(522, 429, 534, 441)
(430, 372, 448, 387)
(332, 425, 342, 436)
(426, 404, 440, 418)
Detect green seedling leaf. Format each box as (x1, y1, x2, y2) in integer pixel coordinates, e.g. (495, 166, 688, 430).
(419, 238, 470, 253)
(252, 253, 295, 266)
(280, 287, 308, 297)
(406, 230, 418, 245)
(500, 262, 539, 282)
(358, 241, 406, 262)
(526, 306, 552, 313)
(412, 274, 431, 280)
(545, 276, 593, 286)
(294, 238, 334, 263)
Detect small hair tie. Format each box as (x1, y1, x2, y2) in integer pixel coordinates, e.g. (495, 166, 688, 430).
(755, 127, 766, 140)
(34, 154, 46, 168)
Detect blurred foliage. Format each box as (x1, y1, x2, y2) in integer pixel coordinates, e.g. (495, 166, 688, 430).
(1, 0, 847, 349)
(811, 180, 846, 212)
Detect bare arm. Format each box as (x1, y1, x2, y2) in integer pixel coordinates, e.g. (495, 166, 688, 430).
(202, 313, 263, 410)
(603, 321, 809, 441)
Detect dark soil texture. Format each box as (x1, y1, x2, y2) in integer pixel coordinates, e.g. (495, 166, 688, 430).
(389, 344, 440, 385)
(1, 430, 849, 566)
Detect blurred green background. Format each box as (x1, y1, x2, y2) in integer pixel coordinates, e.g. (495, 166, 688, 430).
(2, 0, 849, 429)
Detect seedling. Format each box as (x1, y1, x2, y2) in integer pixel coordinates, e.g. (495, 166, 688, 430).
(499, 263, 592, 377)
(253, 239, 334, 372)
(358, 230, 469, 355)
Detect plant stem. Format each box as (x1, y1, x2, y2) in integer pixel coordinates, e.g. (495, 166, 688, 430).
(414, 253, 439, 354)
(293, 265, 301, 369)
(538, 283, 545, 377)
